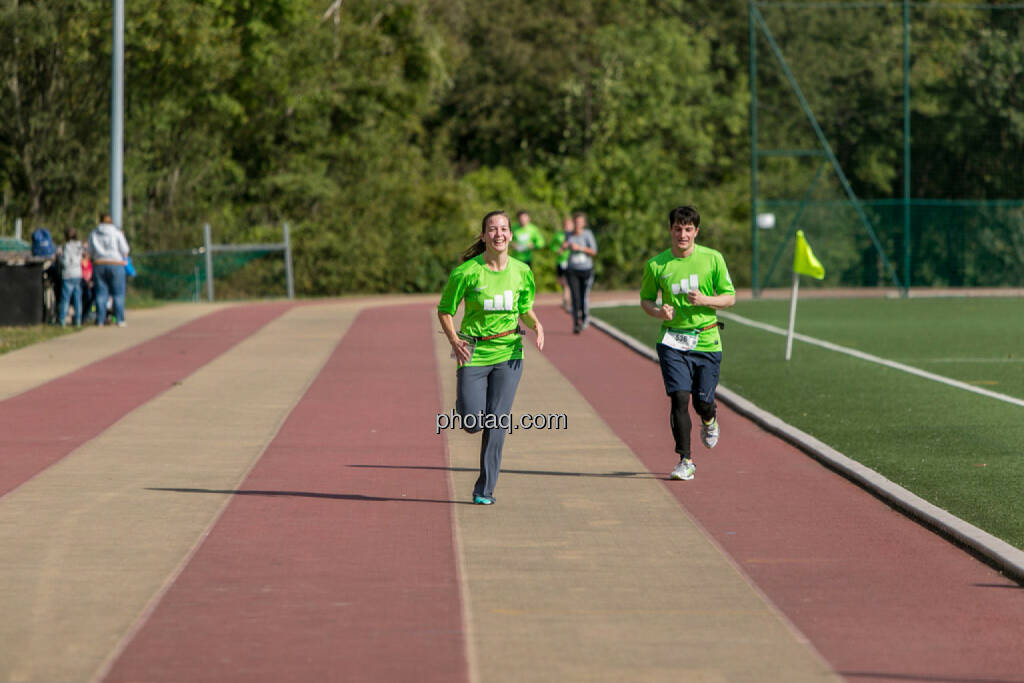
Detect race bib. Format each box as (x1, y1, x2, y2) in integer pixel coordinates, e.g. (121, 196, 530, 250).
(569, 251, 588, 265)
(661, 329, 698, 351)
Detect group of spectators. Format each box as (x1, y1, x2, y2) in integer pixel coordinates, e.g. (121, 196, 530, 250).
(511, 210, 598, 334)
(40, 213, 132, 328)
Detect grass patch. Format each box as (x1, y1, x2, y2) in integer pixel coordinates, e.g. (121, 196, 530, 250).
(594, 297, 1024, 549)
(0, 324, 82, 355)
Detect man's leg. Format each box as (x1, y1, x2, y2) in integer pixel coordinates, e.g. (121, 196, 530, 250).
(110, 265, 127, 325)
(692, 352, 723, 448)
(94, 266, 111, 326)
(669, 390, 692, 458)
(657, 344, 698, 480)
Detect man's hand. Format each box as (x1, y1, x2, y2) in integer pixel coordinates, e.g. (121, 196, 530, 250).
(655, 303, 674, 320)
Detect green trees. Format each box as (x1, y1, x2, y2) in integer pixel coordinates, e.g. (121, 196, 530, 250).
(3, 0, 1024, 293)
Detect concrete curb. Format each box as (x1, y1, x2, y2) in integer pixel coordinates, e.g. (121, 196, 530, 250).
(588, 314, 1024, 585)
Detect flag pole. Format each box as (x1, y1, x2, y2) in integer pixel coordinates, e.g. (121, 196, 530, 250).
(785, 269, 799, 360)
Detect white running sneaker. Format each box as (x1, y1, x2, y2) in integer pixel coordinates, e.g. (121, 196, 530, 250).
(701, 418, 719, 449)
(669, 458, 695, 481)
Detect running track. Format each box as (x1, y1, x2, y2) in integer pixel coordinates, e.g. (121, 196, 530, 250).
(1, 297, 1022, 682)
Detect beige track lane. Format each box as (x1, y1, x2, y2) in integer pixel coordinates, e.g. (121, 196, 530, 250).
(433, 327, 838, 683)
(0, 302, 358, 683)
(0, 302, 231, 401)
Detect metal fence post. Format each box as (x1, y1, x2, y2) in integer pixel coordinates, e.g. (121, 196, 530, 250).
(283, 222, 295, 299)
(204, 223, 214, 302)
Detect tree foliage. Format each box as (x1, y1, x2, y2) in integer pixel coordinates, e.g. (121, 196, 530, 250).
(2, 0, 1023, 292)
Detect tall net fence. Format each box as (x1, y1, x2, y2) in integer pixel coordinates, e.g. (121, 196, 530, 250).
(751, 1, 1024, 290)
(133, 248, 288, 301)
(757, 200, 1024, 289)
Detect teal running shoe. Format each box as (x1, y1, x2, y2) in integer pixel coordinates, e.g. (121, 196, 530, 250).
(473, 495, 495, 505)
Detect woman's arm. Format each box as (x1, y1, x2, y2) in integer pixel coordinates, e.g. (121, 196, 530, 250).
(438, 311, 474, 365)
(519, 309, 545, 351)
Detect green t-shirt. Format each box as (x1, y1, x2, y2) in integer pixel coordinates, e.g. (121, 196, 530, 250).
(511, 223, 546, 263)
(640, 245, 735, 352)
(551, 230, 571, 267)
(438, 255, 537, 366)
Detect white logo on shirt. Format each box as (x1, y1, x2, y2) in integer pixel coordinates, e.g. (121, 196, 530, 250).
(670, 274, 700, 296)
(483, 290, 516, 311)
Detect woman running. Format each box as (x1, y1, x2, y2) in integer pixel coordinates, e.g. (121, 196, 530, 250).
(438, 210, 545, 505)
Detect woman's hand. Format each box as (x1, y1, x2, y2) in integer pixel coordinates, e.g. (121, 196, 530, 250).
(451, 338, 474, 365)
(533, 323, 545, 351)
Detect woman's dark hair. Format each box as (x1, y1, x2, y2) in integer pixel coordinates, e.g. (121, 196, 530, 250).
(65, 227, 78, 241)
(461, 210, 509, 262)
(668, 205, 700, 228)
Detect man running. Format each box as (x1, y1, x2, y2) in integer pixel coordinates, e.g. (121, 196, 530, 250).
(640, 206, 735, 481)
(512, 210, 546, 266)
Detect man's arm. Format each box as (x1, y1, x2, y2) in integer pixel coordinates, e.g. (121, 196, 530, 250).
(685, 292, 735, 309)
(641, 299, 674, 320)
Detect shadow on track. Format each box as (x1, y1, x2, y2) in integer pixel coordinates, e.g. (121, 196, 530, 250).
(348, 464, 659, 479)
(146, 487, 473, 505)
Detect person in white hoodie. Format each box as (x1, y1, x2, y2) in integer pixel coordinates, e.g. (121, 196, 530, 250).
(87, 213, 131, 327)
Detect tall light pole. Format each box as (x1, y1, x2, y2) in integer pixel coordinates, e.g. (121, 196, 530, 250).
(110, 0, 124, 227)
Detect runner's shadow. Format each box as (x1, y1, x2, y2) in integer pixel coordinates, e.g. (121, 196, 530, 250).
(349, 464, 658, 479)
(842, 673, 1022, 683)
(146, 487, 473, 505)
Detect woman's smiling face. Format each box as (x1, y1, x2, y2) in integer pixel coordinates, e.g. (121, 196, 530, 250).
(482, 214, 512, 253)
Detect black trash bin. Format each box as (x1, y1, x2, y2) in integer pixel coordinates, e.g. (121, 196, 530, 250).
(0, 258, 45, 325)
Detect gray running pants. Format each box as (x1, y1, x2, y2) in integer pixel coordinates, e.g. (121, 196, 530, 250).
(456, 359, 523, 499)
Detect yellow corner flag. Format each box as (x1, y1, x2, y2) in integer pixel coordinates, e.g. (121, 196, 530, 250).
(794, 230, 825, 280)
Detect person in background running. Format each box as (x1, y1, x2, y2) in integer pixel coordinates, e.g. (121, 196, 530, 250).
(552, 215, 572, 310)
(511, 210, 546, 266)
(438, 210, 545, 505)
(561, 211, 597, 334)
(640, 205, 735, 482)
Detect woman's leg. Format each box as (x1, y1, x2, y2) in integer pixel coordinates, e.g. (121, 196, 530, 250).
(581, 269, 594, 326)
(69, 278, 82, 326)
(473, 359, 523, 500)
(566, 270, 584, 330)
(58, 278, 73, 326)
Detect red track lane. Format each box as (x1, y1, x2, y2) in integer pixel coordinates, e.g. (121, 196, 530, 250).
(0, 303, 292, 498)
(539, 305, 1024, 683)
(104, 303, 468, 683)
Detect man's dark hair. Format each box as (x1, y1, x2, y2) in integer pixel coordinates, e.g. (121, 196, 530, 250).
(668, 206, 700, 229)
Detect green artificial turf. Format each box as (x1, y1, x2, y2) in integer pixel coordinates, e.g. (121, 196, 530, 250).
(594, 297, 1024, 549)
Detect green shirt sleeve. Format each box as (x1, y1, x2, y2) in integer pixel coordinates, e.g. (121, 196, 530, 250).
(711, 252, 736, 296)
(438, 264, 469, 315)
(640, 258, 659, 302)
(530, 225, 546, 250)
(518, 266, 536, 315)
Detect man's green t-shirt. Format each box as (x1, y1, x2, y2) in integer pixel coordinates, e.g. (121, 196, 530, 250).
(639, 245, 735, 352)
(512, 223, 546, 263)
(438, 255, 536, 366)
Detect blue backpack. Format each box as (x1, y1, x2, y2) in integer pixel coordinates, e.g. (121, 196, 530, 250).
(31, 227, 55, 257)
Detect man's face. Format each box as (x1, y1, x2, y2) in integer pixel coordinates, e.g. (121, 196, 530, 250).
(517, 213, 529, 227)
(671, 222, 699, 253)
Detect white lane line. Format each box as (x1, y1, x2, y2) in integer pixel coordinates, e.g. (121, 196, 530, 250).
(720, 311, 1024, 409)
